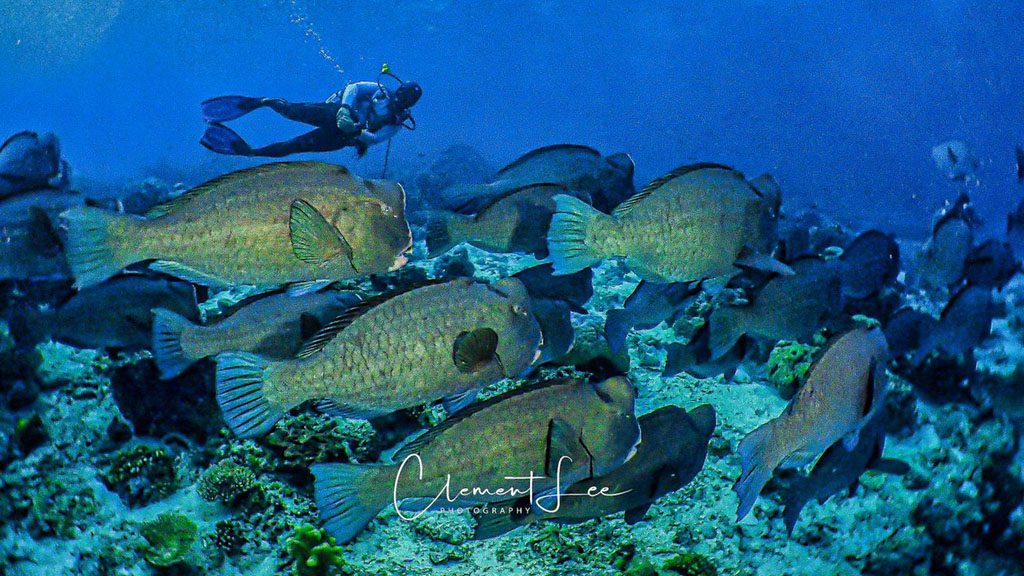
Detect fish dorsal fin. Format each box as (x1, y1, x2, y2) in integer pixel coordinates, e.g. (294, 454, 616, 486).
(145, 162, 348, 218)
(470, 183, 569, 218)
(289, 199, 354, 267)
(612, 189, 654, 217)
(294, 280, 450, 359)
(495, 144, 601, 176)
(392, 378, 580, 461)
(612, 163, 736, 218)
(453, 328, 500, 373)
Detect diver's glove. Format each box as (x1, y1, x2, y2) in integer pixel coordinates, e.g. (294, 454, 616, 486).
(336, 105, 362, 137)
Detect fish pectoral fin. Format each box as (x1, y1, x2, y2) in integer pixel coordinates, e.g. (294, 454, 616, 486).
(442, 389, 480, 415)
(452, 328, 500, 374)
(149, 260, 229, 289)
(290, 198, 355, 268)
(623, 504, 651, 525)
(545, 418, 588, 478)
(315, 399, 386, 420)
(734, 252, 795, 276)
(287, 279, 335, 297)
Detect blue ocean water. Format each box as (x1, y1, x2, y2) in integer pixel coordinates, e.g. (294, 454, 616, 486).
(1, 2, 1023, 575)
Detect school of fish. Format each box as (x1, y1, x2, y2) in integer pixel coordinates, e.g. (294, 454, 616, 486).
(2, 133, 1022, 544)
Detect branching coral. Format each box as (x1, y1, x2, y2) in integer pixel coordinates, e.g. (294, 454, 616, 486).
(284, 524, 347, 576)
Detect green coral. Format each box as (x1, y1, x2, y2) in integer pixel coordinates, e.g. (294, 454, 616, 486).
(663, 552, 718, 576)
(285, 524, 347, 576)
(766, 340, 819, 399)
(207, 518, 248, 556)
(101, 444, 177, 507)
(264, 413, 380, 469)
(139, 512, 198, 567)
(197, 459, 257, 506)
(27, 477, 97, 538)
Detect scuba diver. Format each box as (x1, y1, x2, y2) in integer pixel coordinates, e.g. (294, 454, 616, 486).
(199, 64, 421, 158)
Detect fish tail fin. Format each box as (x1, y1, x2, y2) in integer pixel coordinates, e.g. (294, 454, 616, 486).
(61, 206, 141, 289)
(215, 352, 288, 438)
(152, 308, 200, 379)
(311, 463, 391, 543)
(604, 308, 632, 354)
(781, 483, 810, 535)
(708, 306, 746, 359)
(472, 510, 528, 540)
(734, 422, 777, 521)
(547, 195, 611, 275)
(425, 211, 467, 257)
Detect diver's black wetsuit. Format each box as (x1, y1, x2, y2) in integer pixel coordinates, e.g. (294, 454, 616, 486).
(249, 99, 350, 157)
(200, 78, 421, 158)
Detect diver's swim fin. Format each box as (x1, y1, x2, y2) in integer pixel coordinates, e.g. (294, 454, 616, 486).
(201, 95, 264, 122)
(200, 123, 252, 156)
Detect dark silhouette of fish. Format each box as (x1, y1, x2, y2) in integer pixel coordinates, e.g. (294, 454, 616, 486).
(781, 412, 908, 535)
(471, 404, 715, 539)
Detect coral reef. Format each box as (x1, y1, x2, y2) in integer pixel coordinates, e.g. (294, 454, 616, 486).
(139, 512, 199, 567)
(764, 340, 818, 399)
(101, 444, 178, 507)
(285, 524, 348, 576)
(196, 459, 257, 506)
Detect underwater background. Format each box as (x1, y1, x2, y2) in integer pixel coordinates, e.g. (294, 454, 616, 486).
(2, 1, 1024, 575)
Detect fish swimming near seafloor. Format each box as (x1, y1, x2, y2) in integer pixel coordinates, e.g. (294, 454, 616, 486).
(152, 287, 362, 378)
(911, 284, 994, 366)
(837, 230, 900, 300)
(472, 403, 715, 539)
(311, 376, 642, 543)
(60, 162, 412, 292)
(214, 277, 543, 438)
(512, 263, 593, 364)
(0, 131, 70, 198)
(9, 273, 199, 351)
(663, 324, 745, 381)
(433, 144, 635, 214)
(781, 411, 908, 535)
(425, 183, 579, 258)
(0, 191, 79, 280)
(931, 140, 979, 182)
(916, 212, 973, 292)
(708, 257, 841, 359)
(734, 326, 888, 520)
(547, 163, 790, 284)
(604, 281, 702, 354)
(961, 239, 1020, 290)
